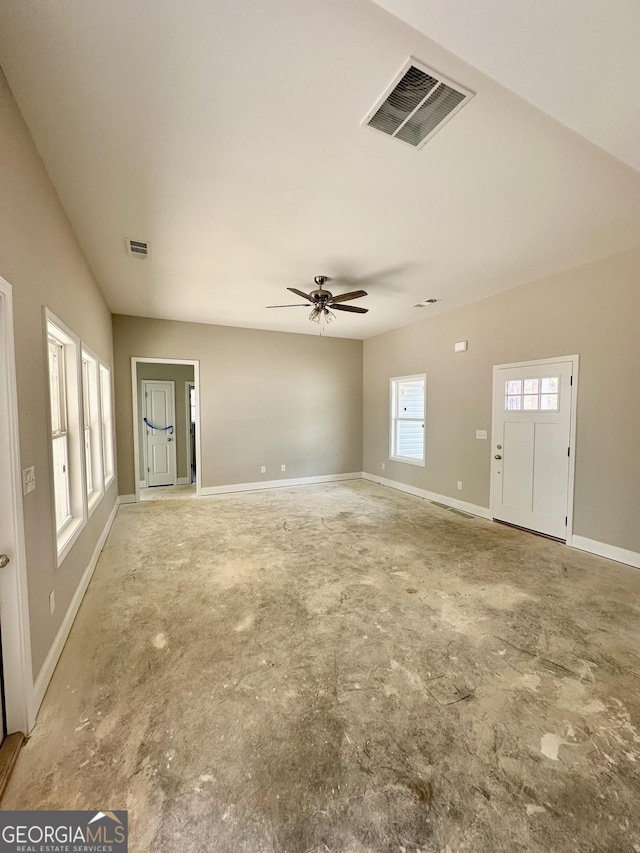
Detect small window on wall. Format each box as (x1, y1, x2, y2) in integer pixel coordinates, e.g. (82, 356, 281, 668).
(100, 363, 115, 486)
(81, 347, 104, 512)
(46, 311, 86, 562)
(390, 374, 426, 465)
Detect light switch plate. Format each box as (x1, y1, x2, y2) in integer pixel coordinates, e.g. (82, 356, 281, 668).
(476, 430, 487, 440)
(22, 466, 36, 494)
(454, 340, 468, 352)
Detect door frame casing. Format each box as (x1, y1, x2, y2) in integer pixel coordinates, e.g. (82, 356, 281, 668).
(131, 358, 202, 503)
(0, 276, 35, 734)
(490, 354, 579, 544)
(185, 381, 196, 484)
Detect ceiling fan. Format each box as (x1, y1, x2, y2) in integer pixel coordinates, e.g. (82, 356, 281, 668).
(266, 275, 368, 324)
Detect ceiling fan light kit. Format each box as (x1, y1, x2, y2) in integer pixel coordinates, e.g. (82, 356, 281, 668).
(267, 275, 369, 327)
(309, 306, 336, 324)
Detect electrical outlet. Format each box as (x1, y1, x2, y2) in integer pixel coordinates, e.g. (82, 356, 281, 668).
(457, 481, 463, 490)
(281, 464, 286, 472)
(381, 462, 385, 470)
(476, 430, 488, 440)
(22, 466, 36, 494)
(49, 589, 56, 615)
(260, 466, 266, 474)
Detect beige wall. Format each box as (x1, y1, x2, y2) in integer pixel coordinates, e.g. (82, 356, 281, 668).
(113, 316, 363, 494)
(363, 246, 640, 553)
(136, 362, 195, 482)
(0, 68, 116, 677)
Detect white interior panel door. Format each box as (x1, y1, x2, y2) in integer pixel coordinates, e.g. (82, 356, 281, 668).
(492, 360, 574, 539)
(143, 381, 176, 487)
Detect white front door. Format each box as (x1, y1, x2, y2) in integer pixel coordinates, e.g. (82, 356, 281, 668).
(492, 358, 575, 540)
(0, 277, 33, 735)
(143, 381, 176, 487)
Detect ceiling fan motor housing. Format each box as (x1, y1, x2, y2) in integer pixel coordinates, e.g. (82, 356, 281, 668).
(310, 289, 331, 303)
(311, 276, 331, 302)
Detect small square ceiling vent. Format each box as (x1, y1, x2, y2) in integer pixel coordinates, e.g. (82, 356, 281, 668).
(363, 59, 474, 149)
(127, 239, 150, 259)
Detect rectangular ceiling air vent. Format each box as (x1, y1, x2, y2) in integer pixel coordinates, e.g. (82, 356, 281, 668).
(127, 239, 150, 259)
(363, 58, 474, 149)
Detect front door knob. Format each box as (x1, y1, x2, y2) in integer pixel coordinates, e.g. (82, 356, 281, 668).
(0, 554, 9, 569)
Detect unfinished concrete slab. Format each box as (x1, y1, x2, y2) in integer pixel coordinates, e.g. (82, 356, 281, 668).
(4, 481, 639, 852)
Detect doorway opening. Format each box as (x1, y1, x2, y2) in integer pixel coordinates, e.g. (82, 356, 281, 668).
(131, 358, 201, 503)
(490, 355, 579, 542)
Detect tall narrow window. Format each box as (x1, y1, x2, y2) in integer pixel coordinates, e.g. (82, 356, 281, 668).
(46, 312, 86, 561)
(49, 338, 71, 532)
(82, 347, 104, 511)
(100, 363, 115, 486)
(390, 374, 426, 465)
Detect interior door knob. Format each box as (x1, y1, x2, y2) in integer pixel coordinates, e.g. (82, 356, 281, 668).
(494, 454, 502, 460)
(0, 554, 9, 568)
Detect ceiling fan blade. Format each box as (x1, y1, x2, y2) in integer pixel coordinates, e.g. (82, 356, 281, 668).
(331, 304, 368, 314)
(329, 289, 368, 304)
(287, 287, 315, 302)
(265, 304, 309, 308)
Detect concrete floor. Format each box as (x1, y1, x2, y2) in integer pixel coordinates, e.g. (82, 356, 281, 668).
(140, 484, 196, 501)
(4, 481, 640, 852)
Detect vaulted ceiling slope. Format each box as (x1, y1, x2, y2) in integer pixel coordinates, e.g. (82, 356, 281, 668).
(1, 0, 639, 339)
(372, 0, 640, 173)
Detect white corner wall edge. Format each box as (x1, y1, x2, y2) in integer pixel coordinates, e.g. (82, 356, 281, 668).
(200, 472, 363, 496)
(32, 500, 118, 716)
(118, 494, 136, 504)
(362, 472, 492, 519)
(571, 535, 640, 569)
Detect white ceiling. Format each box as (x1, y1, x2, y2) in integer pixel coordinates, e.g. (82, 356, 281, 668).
(1, 0, 639, 340)
(372, 0, 640, 172)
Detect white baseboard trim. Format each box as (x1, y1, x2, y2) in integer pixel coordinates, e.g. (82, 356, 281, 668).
(176, 477, 190, 485)
(118, 494, 136, 505)
(571, 535, 640, 569)
(32, 500, 118, 716)
(362, 471, 492, 519)
(138, 480, 147, 489)
(199, 472, 363, 497)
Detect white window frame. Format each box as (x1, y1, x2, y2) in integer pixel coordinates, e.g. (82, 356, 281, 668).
(45, 310, 87, 564)
(81, 345, 104, 514)
(100, 361, 115, 488)
(390, 374, 426, 466)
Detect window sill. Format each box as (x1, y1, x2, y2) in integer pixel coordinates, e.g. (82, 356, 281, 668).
(87, 488, 104, 518)
(56, 515, 85, 567)
(390, 455, 426, 467)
